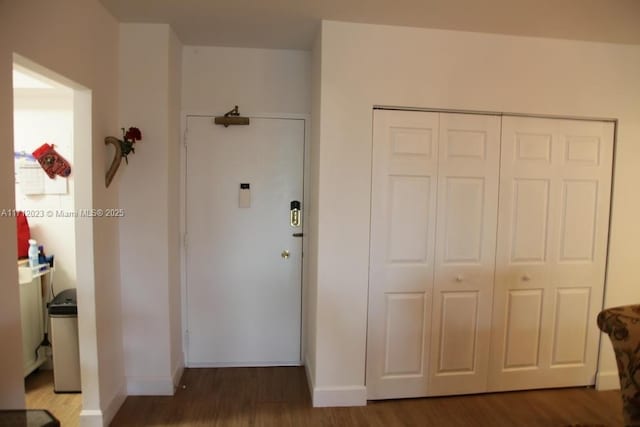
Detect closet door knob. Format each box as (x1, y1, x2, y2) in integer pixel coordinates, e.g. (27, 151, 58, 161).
(522, 274, 531, 281)
(456, 275, 464, 282)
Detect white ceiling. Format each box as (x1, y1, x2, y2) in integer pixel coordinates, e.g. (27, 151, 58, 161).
(99, 0, 640, 50)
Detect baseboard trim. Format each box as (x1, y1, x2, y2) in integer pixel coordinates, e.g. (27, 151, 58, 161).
(103, 381, 127, 425)
(79, 381, 126, 427)
(126, 375, 175, 396)
(79, 409, 103, 427)
(172, 364, 185, 389)
(304, 357, 315, 399)
(312, 385, 367, 407)
(596, 371, 620, 390)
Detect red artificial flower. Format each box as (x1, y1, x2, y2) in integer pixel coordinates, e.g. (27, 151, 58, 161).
(124, 127, 142, 142)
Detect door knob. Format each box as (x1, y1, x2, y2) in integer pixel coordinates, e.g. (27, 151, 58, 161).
(281, 250, 290, 259)
(522, 274, 531, 281)
(456, 275, 464, 282)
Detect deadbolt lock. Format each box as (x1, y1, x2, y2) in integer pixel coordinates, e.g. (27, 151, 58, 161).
(290, 200, 301, 227)
(281, 250, 290, 259)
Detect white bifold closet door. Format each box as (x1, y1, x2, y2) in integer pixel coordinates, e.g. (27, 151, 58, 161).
(367, 110, 614, 400)
(366, 110, 501, 399)
(488, 116, 614, 391)
(429, 113, 501, 395)
(367, 110, 439, 399)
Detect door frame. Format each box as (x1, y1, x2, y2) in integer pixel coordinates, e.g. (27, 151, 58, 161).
(11, 54, 101, 418)
(180, 111, 310, 367)
(366, 106, 619, 393)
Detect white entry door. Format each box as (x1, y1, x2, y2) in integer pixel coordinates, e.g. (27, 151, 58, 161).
(185, 115, 304, 366)
(488, 116, 614, 391)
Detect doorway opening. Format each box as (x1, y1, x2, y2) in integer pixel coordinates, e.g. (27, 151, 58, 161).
(12, 56, 94, 426)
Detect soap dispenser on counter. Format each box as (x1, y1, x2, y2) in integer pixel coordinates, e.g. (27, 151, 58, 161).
(28, 239, 38, 268)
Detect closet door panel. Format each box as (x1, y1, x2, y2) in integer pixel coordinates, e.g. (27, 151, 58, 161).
(436, 291, 480, 373)
(558, 179, 598, 262)
(504, 288, 544, 369)
(551, 287, 591, 366)
(509, 178, 550, 263)
(429, 113, 501, 395)
(489, 116, 614, 391)
(367, 110, 439, 399)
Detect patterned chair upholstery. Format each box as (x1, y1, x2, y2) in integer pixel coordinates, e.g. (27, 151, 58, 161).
(597, 305, 640, 426)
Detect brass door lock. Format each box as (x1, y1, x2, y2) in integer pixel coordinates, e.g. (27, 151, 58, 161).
(290, 200, 301, 227)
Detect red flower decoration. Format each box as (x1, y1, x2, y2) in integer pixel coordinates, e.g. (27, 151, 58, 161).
(124, 127, 142, 142)
(118, 127, 143, 164)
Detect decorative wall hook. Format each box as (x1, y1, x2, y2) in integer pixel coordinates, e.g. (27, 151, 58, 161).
(105, 137, 122, 188)
(105, 127, 143, 188)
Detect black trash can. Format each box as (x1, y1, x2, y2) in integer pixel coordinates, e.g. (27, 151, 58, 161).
(48, 289, 80, 393)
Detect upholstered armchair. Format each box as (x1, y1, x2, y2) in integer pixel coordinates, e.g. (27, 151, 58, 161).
(597, 305, 640, 426)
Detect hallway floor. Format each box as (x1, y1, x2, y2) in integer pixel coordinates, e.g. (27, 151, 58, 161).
(112, 367, 624, 426)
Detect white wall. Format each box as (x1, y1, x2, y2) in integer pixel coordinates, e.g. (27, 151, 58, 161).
(0, 0, 125, 424)
(182, 46, 310, 114)
(310, 20, 640, 406)
(13, 88, 77, 293)
(118, 23, 183, 395)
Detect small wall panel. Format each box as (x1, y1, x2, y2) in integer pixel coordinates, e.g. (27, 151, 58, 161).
(388, 176, 431, 263)
(559, 180, 598, 262)
(437, 292, 479, 374)
(391, 127, 434, 157)
(504, 289, 543, 370)
(383, 293, 426, 377)
(552, 288, 590, 366)
(444, 177, 485, 263)
(510, 179, 550, 263)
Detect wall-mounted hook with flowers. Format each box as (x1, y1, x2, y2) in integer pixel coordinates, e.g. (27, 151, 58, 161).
(105, 127, 143, 188)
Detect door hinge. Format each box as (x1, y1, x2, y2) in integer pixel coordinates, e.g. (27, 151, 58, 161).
(183, 232, 188, 250)
(183, 126, 188, 148)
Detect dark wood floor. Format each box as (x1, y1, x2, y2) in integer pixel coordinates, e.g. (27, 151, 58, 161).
(111, 367, 624, 426)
